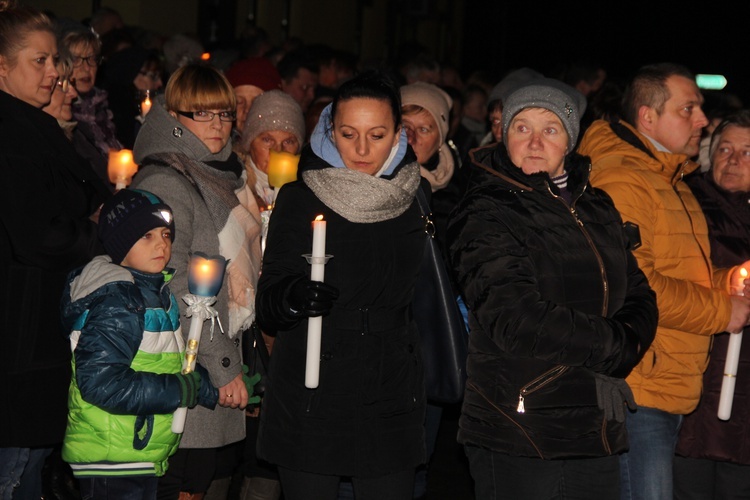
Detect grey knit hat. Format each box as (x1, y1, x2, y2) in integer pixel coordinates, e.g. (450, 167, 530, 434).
(240, 90, 305, 151)
(400, 82, 453, 142)
(488, 67, 544, 106)
(502, 78, 587, 152)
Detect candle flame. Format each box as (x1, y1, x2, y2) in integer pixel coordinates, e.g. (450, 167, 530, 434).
(314, 215, 324, 221)
(742, 268, 748, 278)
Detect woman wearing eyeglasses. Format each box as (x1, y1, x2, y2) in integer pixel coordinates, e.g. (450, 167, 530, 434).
(59, 23, 124, 160)
(0, 3, 110, 497)
(130, 62, 263, 500)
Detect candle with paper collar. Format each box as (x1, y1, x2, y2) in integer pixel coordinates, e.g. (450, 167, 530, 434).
(305, 215, 326, 389)
(107, 149, 138, 190)
(267, 150, 299, 189)
(718, 266, 747, 420)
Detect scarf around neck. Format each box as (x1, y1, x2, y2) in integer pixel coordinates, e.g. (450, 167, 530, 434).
(147, 151, 261, 337)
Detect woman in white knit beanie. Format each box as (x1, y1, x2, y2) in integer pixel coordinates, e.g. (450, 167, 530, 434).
(400, 81, 458, 192)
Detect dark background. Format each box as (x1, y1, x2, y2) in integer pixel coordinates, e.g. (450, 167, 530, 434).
(461, 0, 749, 105)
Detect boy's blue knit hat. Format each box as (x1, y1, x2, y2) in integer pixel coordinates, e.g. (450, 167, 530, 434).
(98, 188, 175, 265)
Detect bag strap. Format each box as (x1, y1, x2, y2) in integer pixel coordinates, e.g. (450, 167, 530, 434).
(415, 187, 436, 238)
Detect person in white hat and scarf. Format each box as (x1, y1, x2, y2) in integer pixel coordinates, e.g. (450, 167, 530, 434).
(400, 81, 458, 192)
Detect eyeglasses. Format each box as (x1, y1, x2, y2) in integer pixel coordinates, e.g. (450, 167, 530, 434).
(71, 55, 102, 68)
(176, 110, 235, 122)
(55, 78, 77, 93)
(139, 70, 162, 81)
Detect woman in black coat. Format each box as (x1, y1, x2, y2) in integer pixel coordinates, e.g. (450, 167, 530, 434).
(255, 70, 426, 500)
(0, 4, 110, 497)
(675, 110, 750, 498)
(447, 79, 657, 500)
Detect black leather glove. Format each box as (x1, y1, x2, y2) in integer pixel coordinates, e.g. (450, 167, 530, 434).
(593, 373, 636, 422)
(285, 278, 339, 318)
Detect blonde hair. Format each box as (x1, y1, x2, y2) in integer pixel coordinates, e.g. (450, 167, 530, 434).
(0, 1, 54, 66)
(165, 63, 236, 112)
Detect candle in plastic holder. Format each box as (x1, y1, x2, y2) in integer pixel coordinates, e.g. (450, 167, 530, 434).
(303, 215, 331, 389)
(267, 150, 299, 190)
(107, 149, 138, 190)
(718, 266, 748, 420)
(172, 252, 227, 433)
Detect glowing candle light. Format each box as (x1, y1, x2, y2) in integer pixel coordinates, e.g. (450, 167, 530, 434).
(718, 267, 747, 420)
(305, 215, 327, 389)
(141, 94, 152, 117)
(267, 150, 299, 191)
(107, 149, 138, 190)
(172, 252, 227, 433)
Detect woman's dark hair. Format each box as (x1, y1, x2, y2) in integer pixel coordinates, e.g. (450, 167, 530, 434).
(330, 69, 402, 132)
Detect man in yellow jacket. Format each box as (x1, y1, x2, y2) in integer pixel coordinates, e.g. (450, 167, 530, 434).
(578, 62, 750, 500)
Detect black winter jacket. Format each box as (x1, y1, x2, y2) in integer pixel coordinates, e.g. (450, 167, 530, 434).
(677, 172, 750, 464)
(447, 144, 657, 459)
(0, 90, 110, 447)
(256, 146, 427, 477)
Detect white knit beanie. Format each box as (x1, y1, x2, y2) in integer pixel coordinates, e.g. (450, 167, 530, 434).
(240, 90, 305, 151)
(400, 82, 453, 142)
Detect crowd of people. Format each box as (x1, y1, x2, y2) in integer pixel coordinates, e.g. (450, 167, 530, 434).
(3, 1, 750, 500)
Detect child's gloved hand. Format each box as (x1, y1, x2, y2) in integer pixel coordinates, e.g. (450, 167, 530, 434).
(243, 364, 262, 406)
(176, 364, 219, 409)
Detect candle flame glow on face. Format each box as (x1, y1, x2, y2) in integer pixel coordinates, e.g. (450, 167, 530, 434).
(314, 215, 324, 222)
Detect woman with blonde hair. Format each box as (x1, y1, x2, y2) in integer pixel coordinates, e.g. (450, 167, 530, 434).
(0, 2, 110, 497)
(131, 62, 262, 499)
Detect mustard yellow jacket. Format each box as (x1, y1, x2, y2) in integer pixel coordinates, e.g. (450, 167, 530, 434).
(578, 119, 734, 414)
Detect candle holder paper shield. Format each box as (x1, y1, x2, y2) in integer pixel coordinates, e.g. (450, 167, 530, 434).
(107, 149, 139, 189)
(188, 252, 228, 297)
(267, 150, 300, 189)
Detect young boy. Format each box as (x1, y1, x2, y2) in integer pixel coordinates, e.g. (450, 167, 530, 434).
(59, 188, 218, 499)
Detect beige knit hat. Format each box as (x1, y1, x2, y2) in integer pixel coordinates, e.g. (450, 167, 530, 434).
(240, 90, 305, 151)
(400, 82, 453, 141)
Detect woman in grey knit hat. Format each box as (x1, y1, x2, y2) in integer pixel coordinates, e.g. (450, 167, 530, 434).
(447, 78, 658, 499)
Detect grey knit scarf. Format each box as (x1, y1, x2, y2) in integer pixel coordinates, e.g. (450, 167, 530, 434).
(301, 162, 421, 223)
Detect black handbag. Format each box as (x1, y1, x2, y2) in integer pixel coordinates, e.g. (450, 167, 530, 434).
(413, 188, 468, 404)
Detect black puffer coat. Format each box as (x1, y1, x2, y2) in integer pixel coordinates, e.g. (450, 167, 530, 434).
(447, 144, 657, 459)
(256, 146, 427, 477)
(677, 172, 750, 464)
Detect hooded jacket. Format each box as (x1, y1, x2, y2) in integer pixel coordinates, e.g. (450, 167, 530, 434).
(131, 96, 261, 448)
(447, 144, 657, 459)
(578, 119, 734, 414)
(61, 256, 184, 477)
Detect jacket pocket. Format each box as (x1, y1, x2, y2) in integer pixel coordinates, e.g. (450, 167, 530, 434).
(516, 365, 569, 413)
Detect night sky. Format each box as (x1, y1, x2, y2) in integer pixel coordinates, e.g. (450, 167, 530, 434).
(461, 1, 750, 107)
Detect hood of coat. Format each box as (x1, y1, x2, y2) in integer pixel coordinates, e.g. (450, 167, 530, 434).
(133, 94, 233, 165)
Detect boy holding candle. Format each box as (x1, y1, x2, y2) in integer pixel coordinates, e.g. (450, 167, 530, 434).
(59, 188, 225, 499)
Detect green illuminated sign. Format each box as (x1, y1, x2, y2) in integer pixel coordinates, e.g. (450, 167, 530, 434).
(696, 74, 727, 90)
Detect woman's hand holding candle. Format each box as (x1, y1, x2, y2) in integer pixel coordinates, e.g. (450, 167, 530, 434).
(718, 266, 750, 420)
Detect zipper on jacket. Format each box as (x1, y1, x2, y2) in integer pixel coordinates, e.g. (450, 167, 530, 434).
(517, 365, 569, 413)
(547, 182, 610, 316)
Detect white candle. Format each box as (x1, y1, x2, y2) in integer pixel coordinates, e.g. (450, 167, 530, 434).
(141, 95, 152, 117)
(172, 319, 202, 433)
(305, 215, 326, 389)
(718, 267, 747, 420)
